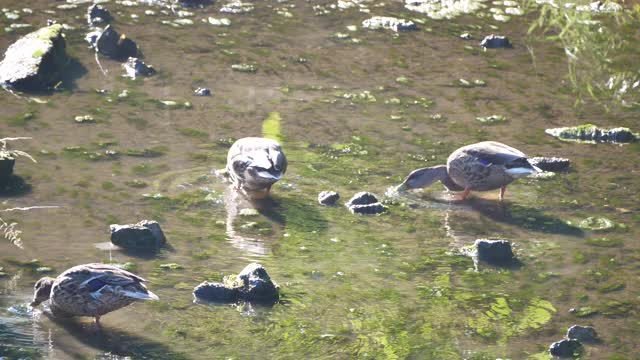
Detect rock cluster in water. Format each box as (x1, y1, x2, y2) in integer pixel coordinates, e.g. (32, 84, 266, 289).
(345, 192, 387, 215)
(480, 34, 512, 49)
(529, 157, 571, 172)
(475, 239, 515, 264)
(110, 220, 167, 249)
(318, 191, 340, 205)
(193, 263, 279, 304)
(362, 16, 418, 32)
(86, 25, 139, 61)
(545, 124, 637, 143)
(123, 57, 156, 79)
(0, 24, 68, 91)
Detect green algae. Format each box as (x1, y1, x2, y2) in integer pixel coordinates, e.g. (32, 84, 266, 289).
(262, 111, 283, 142)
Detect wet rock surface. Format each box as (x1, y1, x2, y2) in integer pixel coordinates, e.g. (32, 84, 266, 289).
(362, 16, 418, 32)
(318, 191, 340, 205)
(545, 124, 637, 143)
(345, 192, 387, 214)
(0, 24, 68, 91)
(475, 239, 515, 264)
(529, 157, 571, 172)
(110, 220, 167, 249)
(193, 263, 279, 304)
(87, 4, 112, 25)
(87, 25, 139, 61)
(549, 338, 582, 357)
(123, 57, 156, 79)
(567, 325, 598, 342)
(480, 34, 512, 48)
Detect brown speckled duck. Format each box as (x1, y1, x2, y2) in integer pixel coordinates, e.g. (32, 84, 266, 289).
(30, 263, 158, 324)
(226, 137, 287, 198)
(398, 141, 540, 201)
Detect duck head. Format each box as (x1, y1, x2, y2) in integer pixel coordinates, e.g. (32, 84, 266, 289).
(231, 149, 287, 191)
(30, 277, 55, 307)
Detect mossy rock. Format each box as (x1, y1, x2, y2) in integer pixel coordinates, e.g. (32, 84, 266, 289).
(545, 124, 637, 143)
(578, 217, 616, 231)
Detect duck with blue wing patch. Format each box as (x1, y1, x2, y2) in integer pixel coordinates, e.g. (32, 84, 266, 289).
(30, 263, 158, 325)
(398, 141, 540, 201)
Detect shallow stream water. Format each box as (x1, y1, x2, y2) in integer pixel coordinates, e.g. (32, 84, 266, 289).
(1, 0, 639, 359)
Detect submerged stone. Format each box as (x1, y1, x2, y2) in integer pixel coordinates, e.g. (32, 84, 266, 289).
(567, 325, 598, 342)
(362, 16, 418, 32)
(194, 87, 211, 96)
(529, 157, 571, 172)
(0, 24, 68, 91)
(318, 191, 340, 205)
(193, 263, 279, 304)
(87, 4, 112, 25)
(122, 57, 156, 79)
(110, 220, 167, 249)
(549, 338, 582, 357)
(475, 239, 515, 264)
(545, 124, 637, 143)
(480, 34, 512, 48)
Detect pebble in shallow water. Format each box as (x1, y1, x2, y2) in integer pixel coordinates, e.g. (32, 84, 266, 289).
(566, 325, 598, 343)
(361, 16, 418, 32)
(345, 192, 387, 214)
(194, 87, 211, 96)
(480, 34, 512, 48)
(318, 191, 340, 205)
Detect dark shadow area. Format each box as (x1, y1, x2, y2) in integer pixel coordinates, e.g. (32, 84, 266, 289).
(118, 242, 176, 259)
(48, 315, 191, 360)
(59, 58, 89, 92)
(0, 175, 32, 197)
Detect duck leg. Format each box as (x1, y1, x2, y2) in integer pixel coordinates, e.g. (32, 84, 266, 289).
(459, 188, 471, 201)
(499, 186, 507, 202)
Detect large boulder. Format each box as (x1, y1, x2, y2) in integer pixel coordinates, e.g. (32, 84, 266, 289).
(110, 220, 166, 249)
(0, 24, 68, 91)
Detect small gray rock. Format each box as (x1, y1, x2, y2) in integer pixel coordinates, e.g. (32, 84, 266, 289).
(87, 4, 112, 25)
(194, 87, 211, 96)
(318, 191, 339, 205)
(193, 281, 240, 302)
(529, 157, 571, 172)
(123, 57, 155, 79)
(549, 339, 582, 357)
(346, 192, 379, 206)
(567, 325, 598, 343)
(110, 220, 166, 249)
(480, 34, 512, 49)
(475, 239, 514, 264)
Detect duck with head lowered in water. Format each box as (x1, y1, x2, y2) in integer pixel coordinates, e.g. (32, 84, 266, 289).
(226, 137, 287, 199)
(398, 141, 540, 201)
(30, 263, 158, 325)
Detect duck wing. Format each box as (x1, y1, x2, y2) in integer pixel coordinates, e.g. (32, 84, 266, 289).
(461, 141, 528, 166)
(77, 264, 158, 300)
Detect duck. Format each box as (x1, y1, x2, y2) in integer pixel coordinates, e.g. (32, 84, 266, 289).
(226, 137, 287, 198)
(398, 141, 540, 201)
(30, 263, 158, 324)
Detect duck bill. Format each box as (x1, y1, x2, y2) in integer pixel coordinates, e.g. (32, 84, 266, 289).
(256, 170, 282, 181)
(506, 166, 539, 178)
(122, 290, 159, 301)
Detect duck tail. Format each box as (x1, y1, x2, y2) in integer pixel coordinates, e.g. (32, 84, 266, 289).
(122, 288, 159, 301)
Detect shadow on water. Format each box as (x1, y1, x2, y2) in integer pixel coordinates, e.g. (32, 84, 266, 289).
(466, 198, 584, 236)
(0, 175, 32, 197)
(59, 58, 88, 92)
(47, 317, 191, 360)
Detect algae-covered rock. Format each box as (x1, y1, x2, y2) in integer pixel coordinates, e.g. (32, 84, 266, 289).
(362, 16, 418, 32)
(578, 217, 615, 231)
(529, 157, 571, 172)
(545, 124, 637, 143)
(0, 24, 68, 91)
(192, 263, 279, 304)
(110, 219, 167, 249)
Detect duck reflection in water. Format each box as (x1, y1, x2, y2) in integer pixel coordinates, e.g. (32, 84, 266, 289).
(221, 137, 288, 257)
